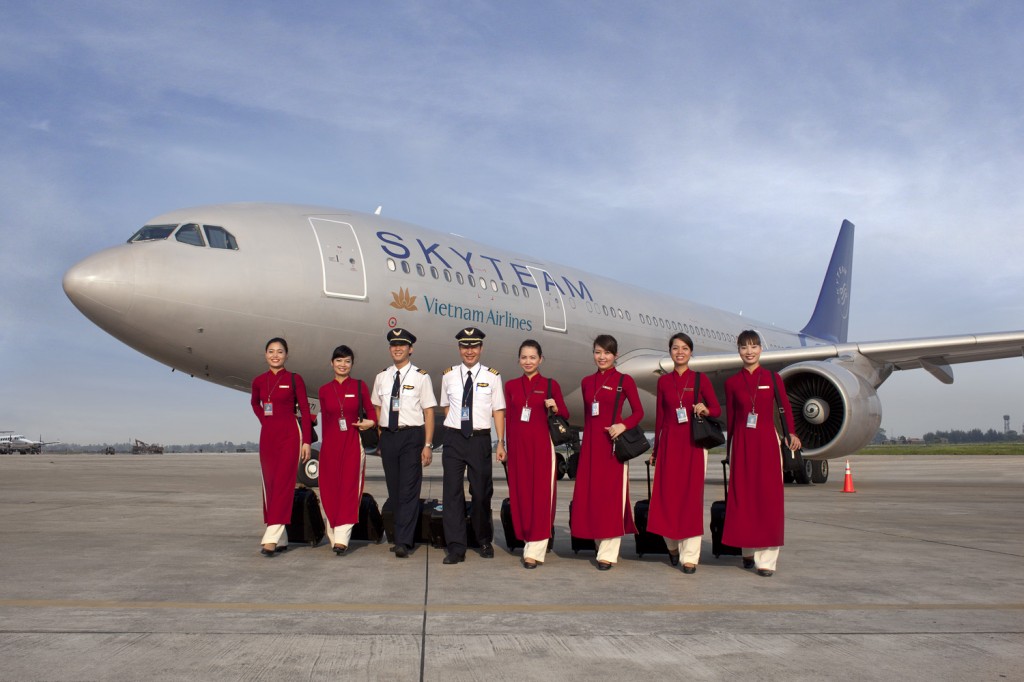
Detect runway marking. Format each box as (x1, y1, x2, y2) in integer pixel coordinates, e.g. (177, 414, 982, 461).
(2, 599, 1022, 614)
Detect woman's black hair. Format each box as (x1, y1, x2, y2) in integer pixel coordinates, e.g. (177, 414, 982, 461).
(518, 339, 543, 357)
(331, 345, 355, 362)
(737, 329, 762, 347)
(668, 332, 694, 352)
(593, 334, 618, 356)
(265, 337, 288, 353)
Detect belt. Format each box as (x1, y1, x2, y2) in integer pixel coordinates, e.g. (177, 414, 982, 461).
(385, 425, 423, 432)
(447, 427, 491, 438)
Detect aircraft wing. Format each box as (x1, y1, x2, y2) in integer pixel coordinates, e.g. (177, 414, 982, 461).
(663, 330, 1024, 384)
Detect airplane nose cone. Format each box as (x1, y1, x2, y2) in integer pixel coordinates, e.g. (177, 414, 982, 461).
(63, 247, 136, 323)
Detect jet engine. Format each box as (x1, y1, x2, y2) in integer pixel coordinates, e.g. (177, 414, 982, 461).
(779, 359, 882, 460)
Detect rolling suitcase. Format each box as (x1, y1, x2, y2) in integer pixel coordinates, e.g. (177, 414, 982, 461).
(351, 492, 385, 543)
(287, 487, 326, 547)
(711, 459, 742, 557)
(634, 460, 669, 557)
(568, 500, 597, 553)
(500, 462, 555, 553)
(382, 497, 436, 545)
(428, 501, 482, 549)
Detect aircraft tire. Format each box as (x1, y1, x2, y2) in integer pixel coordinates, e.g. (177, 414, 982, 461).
(810, 459, 828, 484)
(796, 457, 813, 485)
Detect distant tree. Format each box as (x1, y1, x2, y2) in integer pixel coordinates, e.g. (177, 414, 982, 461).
(872, 428, 888, 445)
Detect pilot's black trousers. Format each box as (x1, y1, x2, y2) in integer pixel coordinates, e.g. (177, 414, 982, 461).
(379, 427, 424, 549)
(441, 428, 494, 555)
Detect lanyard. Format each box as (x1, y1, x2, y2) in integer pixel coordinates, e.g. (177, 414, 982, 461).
(746, 367, 761, 415)
(674, 370, 693, 407)
(591, 370, 614, 404)
(461, 365, 480, 392)
(332, 378, 349, 419)
(521, 374, 540, 407)
(264, 370, 285, 402)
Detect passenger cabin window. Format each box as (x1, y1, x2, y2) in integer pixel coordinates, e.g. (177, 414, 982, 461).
(175, 223, 205, 247)
(204, 225, 238, 250)
(128, 224, 176, 242)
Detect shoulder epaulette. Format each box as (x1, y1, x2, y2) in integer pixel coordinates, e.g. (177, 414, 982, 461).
(488, 367, 500, 375)
(443, 367, 454, 375)
(417, 368, 428, 375)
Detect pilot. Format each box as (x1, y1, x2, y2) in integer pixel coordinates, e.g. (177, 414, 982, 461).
(438, 327, 506, 564)
(370, 328, 436, 559)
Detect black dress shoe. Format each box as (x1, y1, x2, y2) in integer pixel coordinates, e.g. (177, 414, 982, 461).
(333, 545, 347, 556)
(743, 557, 755, 569)
(442, 552, 465, 565)
(523, 559, 538, 569)
(596, 561, 612, 571)
(682, 564, 697, 574)
(395, 545, 409, 558)
(757, 569, 774, 577)
(480, 543, 494, 558)
(275, 545, 288, 553)
(668, 551, 680, 567)
(260, 547, 276, 557)
(389, 545, 397, 553)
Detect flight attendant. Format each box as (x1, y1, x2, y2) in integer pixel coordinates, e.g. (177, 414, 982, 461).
(250, 337, 312, 557)
(439, 327, 506, 565)
(371, 328, 436, 559)
(317, 345, 377, 555)
(648, 333, 721, 574)
(501, 340, 569, 569)
(722, 329, 801, 577)
(571, 334, 644, 570)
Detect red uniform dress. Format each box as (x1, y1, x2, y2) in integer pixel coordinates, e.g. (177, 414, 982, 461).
(571, 369, 643, 539)
(504, 374, 570, 542)
(721, 366, 795, 548)
(317, 378, 376, 529)
(250, 369, 312, 525)
(648, 369, 722, 540)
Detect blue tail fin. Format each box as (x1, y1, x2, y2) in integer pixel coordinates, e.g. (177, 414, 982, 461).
(800, 220, 855, 343)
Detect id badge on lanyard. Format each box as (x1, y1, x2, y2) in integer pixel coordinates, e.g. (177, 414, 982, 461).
(676, 406, 688, 424)
(747, 412, 758, 428)
(263, 401, 273, 416)
(591, 401, 600, 417)
(391, 396, 401, 412)
(461, 405, 471, 421)
(520, 406, 532, 422)
(339, 418, 348, 431)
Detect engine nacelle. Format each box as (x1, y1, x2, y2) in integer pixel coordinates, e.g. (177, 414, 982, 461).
(779, 359, 882, 459)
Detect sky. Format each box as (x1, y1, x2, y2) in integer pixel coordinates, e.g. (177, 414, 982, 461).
(1, 1, 1022, 445)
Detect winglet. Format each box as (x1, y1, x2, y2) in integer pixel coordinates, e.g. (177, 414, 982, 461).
(800, 220, 855, 343)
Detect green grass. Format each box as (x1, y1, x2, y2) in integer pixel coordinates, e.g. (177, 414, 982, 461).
(857, 442, 1024, 455)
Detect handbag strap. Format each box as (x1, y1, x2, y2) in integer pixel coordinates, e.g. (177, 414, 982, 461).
(769, 372, 791, 440)
(610, 375, 626, 423)
(546, 378, 555, 415)
(356, 379, 365, 419)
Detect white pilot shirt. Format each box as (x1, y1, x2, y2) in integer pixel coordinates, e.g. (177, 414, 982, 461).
(370, 363, 437, 428)
(439, 363, 506, 430)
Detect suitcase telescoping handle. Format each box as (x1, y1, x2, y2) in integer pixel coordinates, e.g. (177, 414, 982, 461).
(646, 459, 653, 499)
(721, 458, 729, 498)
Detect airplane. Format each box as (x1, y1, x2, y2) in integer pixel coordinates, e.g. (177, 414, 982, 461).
(0, 432, 61, 455)
(62, 203, 1024, 483)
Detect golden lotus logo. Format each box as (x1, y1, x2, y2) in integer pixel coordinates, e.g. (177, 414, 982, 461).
(390, 288, 418, 311)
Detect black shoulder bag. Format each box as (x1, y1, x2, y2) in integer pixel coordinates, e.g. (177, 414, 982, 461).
(690, 372, 726, 449)
(611, 376, 650, 463)
(546, 379, 573, 446)
(770, 373, 803, 475)
(357, 379, 379, 451)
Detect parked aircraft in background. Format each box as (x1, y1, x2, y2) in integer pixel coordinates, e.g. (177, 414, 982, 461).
(0, 432, 61, 454)
(62, 203, 1024, 483)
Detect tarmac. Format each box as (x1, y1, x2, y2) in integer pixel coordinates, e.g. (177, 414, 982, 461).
(0, 453, 1021, 681)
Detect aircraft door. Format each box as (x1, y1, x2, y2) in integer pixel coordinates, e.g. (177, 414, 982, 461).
(524, 266, 567, 333)
(309, 218, 368, 300)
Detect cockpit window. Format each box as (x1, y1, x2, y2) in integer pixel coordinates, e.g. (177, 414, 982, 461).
(128, 224, 176, 242)
(174, 223, 206, 247)
(204, 225, 238, 250)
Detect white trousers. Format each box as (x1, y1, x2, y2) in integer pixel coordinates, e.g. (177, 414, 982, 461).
(743, 546, 780, 571)
(327, 525, 354, 547)
(523, 540, 547, 563)
(595, 537, 621, 563)
(665, 535, 702, 565)
(261, 524, 287, 545)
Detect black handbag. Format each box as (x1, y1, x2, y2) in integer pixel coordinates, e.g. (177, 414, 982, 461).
(546, 379, 573, 446)
(610, 375, 650, 463)
(770, 373, 804, 476)
(357, 379, 379, 451)
(691, 372, 725, 449)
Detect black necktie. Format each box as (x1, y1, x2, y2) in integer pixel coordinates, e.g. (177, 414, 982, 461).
(389, 371, 401, 432)
(461, 371, 473, 437)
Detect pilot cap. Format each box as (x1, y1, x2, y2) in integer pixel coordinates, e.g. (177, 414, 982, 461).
(387, 328, 416, 345)
(456, 327, 485, 347)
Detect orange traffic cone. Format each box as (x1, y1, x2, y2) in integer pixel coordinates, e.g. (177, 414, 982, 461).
(841, 460, 856, 493)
